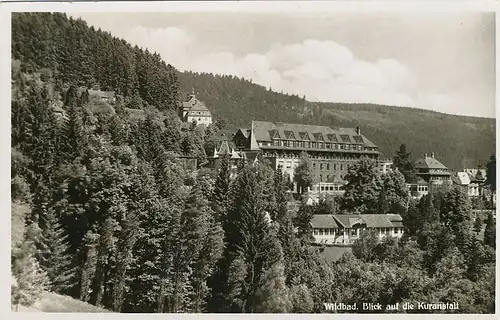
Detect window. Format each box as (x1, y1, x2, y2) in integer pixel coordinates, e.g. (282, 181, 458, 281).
(320, 163, 323, 170)
(340, 164, 344, 171)
(394, 228, 399, 234)
(313, 163, 316, 169)
(326, 143, 331, 149)
(313, 229, 319, 235)
(327, 175, 330, 181)
(320, 175, 323, 182)
(350, 229, 357, 236)
(334, 164, 337, 170)
(327, 164, 330, 170)
(319, 229, 324, 235)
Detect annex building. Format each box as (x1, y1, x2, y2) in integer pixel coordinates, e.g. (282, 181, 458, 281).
(310, 213, 405, 246)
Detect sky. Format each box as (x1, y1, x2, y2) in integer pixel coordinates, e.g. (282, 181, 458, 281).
(71, 12, 495, 118)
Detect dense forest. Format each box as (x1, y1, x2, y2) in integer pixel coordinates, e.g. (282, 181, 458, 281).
(11, 12, 496, 314)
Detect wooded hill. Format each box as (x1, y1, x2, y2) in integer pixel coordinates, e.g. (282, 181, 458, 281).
(12, 12, 495, 170)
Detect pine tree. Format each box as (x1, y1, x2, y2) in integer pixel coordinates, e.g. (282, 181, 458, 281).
(393, 144, 417, 183)
(210, 165, 282, 313)
(294, 197, 314, 242)
(211, 153, 231, 222)
(473, 215, 483, 235)
(293, 151, 315, 194)
(483, 212, 495, 248)
(38, 209, 77, 295)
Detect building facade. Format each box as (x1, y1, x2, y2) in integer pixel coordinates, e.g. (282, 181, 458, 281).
(453, 168, 487, 198)
(207, 139, 244, 179)
(310, 213, 404, 246)
(232, 121, 380, 192)
(414, 153, 452, 185)
(179, 93, 212, 126)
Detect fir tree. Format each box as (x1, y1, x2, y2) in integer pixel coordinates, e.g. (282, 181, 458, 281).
(211, 153, 231, 222)
(38, 209, 77, 295)
(293, 152, 315, 194)
(483, 212, 495, 248)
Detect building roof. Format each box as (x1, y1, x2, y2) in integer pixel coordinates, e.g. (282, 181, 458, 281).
(251, 121, 378, 148)
(237, 128, 250, 139)
(415, 154, 449, 171)
(360, 214, 395, 228)
(330, 213, 404, 229)
(456, 172, 471, 185)
(182, 94, 210, 112)
(88, 89, 115, 99)
(310, 215, 340, 229)
(332, 214, 365, 228)
(464, 168, 487, 181)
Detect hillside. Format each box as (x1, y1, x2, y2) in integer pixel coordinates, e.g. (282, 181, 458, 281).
(179, 71, 495, 170)
(11, 12, 495, 171)
(15, 291, 110, 312)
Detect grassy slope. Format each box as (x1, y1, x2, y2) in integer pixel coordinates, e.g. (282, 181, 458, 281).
(15, 291, 110, 313)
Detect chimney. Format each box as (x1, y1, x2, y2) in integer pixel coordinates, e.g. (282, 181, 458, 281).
(356, 126, 361, 135)
(431, 152, 435, 158)
(424, 153, 428, 158)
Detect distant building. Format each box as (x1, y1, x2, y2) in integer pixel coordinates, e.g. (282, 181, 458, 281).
(378, 158, 394, 174)
(310, 213, 404, 246)
(207, 139, 244, 179)
(414, 153, 452, 185)
(65, 87, 116, 105)
(453, 168, 488, 198)
(232, 120, 380, 193)
(87, 89, 116, 103)
(406, 177, 429, 199)
(179, 93, 212, 126)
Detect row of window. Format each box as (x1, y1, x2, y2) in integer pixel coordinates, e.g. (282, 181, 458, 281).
(265, 140, 371, 151)
(315, 184, 344, 191)
(312, 227, 402, 236)
(314, 163, 346, 171)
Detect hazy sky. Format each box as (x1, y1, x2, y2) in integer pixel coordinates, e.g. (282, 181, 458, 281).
(72, 12, 495, 118)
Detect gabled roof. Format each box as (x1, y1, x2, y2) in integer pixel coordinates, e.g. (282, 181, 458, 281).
(218, 140, 231, 155)
(310, 215, 339, 229)
(313, 133, 324, 141)
(182, 94, 210, 112)
(361, 214, 395, 228)
(250, 121, 378, 148)
(331, 213, 404, 229)
(415, 155, 449, 170)
(464, 168, 487, 181)
(456, 172, 471, 185)
(326, 134, 338, 142)
(332, 214, 364, 228)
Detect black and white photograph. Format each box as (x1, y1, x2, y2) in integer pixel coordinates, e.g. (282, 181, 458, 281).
(6, 2, 497, 314)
